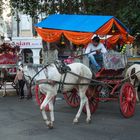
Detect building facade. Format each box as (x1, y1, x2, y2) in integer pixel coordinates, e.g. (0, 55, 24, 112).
(0, 17, 7, 45)
(12, 37, 42, 64)
(11, 13, 42, 64)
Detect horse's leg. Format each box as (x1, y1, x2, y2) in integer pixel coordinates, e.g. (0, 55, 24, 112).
(73, 86, 90, 124)
(85, 99, 91, 123)
(3, 81, 7, 97)
(135, 87, 139, 102)
(40, 96, 50, 124)
(39, 84, 57, 128)
(40, 94, 54, 128)
(25, 81, 32, 99)
(48, 100, 54, 128)
(133, 78, 139, 102)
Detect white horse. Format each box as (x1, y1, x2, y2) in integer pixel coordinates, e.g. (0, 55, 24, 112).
(125, 64, 140, 102)
(22, 62, 92, 128)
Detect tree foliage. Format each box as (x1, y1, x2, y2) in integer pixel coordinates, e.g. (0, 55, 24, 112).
(0, 0, 3, 16)
(9, 0, 140, 35)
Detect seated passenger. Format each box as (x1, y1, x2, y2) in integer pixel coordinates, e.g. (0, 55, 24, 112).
(85, 36, 107, 71)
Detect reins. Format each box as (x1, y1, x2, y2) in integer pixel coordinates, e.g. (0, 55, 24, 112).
(63, 50, 99, 60)
(23, 62, 140, 93)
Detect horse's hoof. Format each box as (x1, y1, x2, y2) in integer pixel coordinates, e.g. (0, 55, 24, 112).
(2, 94, 7, 97)
(73, 118, 78, 124)
(45, 120, 50, 125)
(86, 118, 91, 124)
(47, 123, 54, 129)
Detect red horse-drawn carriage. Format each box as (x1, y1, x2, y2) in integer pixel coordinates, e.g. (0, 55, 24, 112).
(0, 43, 20, 95)
(34, 14, 136, 118)
(35, 52, 136, 118)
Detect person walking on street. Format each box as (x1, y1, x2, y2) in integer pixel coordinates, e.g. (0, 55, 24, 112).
(14, 67, 25, 99)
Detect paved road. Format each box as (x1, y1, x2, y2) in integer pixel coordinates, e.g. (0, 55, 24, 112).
(0, 95, 140, 140)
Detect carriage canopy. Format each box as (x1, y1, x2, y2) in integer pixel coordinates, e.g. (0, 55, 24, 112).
(35, 14, 131, 45)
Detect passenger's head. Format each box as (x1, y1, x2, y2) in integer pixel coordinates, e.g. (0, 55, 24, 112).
(92, 36, 100, 46)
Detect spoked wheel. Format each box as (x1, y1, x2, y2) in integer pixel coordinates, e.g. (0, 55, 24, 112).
(63, 88, 80, 107)
(119, 82, 136, 118)
(83, 86, 99, 114)
(35, 85, 49, 111)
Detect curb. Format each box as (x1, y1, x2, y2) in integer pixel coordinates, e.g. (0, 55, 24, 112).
(0, 90, 17, 97)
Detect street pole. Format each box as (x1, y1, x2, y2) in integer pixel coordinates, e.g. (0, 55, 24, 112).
(16, 10, 20, 37)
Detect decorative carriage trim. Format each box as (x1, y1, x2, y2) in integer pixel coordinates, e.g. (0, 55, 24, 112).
(36, 79, 56, 86)
(103, 52, 127, 70)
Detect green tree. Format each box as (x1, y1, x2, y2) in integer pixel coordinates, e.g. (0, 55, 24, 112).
(117, 0, 140, 34)
(9, 0, 140, 35)
(0, 0, 3, 16)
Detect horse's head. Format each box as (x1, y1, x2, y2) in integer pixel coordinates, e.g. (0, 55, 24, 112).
(22, 65, 35, 84)
(23, 64, 49, 83)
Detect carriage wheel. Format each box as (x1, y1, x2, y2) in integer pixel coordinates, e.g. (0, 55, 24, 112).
(35, 85, 49, 111)
(83, 86, 99, 114)
(119, 82, 136, 118)
(63, 88, 80, 107)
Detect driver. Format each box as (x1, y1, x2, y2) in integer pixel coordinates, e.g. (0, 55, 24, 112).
(85, 36, 107, 71)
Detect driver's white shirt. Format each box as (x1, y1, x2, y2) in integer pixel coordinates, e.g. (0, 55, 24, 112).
(85, 43, 107, 55)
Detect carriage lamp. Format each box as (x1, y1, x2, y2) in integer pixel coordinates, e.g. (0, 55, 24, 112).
(61, 41, 65, 45)
(112, 29, 115, 33)
(111, 24, 115, 33)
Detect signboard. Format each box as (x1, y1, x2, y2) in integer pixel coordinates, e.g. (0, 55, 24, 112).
(12, 37, 43, 49)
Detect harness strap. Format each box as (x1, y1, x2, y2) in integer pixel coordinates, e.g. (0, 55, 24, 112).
(36, 79, 56, 86)
(54, 60, 71, 74)
(57, 72, 67, 93)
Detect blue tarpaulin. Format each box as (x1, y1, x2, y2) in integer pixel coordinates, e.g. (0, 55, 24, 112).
(35, 14, 129, 33)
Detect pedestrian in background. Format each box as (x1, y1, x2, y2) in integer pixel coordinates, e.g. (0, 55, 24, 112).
(14, 67, 25, 99)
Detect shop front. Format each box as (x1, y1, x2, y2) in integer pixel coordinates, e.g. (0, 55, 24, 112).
(12, 37, 42, 64)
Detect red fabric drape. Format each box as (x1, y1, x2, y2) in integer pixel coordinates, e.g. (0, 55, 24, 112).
(63, 31, 93, 45)
(35, 27, 93, 45)
(35, 27, 62, 43)
(96, 19, 114, 35)
(107, 35, 120, 44)
(121, 34, 135, 43)
(113, 20, 128, 35)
